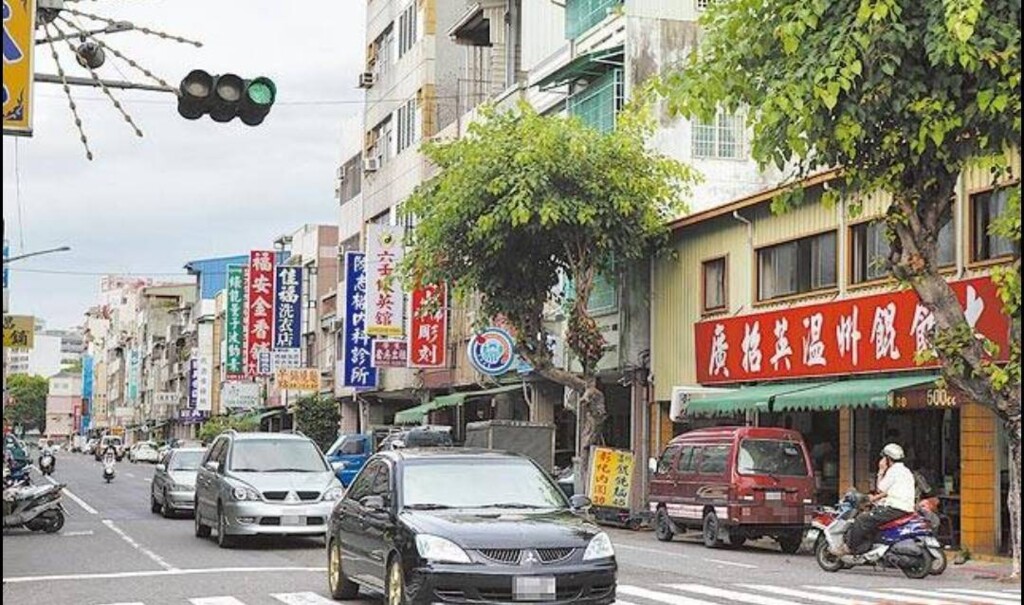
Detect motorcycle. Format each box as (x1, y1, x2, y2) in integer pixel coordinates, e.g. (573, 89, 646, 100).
(38, 450, 55, 476)
(812, 491, 943, 580)
(3, 480, 66, 533)
(102, 451, 116, 483)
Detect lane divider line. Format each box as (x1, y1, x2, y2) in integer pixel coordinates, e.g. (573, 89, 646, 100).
(102, 519, 178, 572)
(706, 558, 758, 569)
(43, 475, 99, 515)
(2, 566, 324, 584)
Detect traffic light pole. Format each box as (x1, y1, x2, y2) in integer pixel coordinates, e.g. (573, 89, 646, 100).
(34, 74, 177, 95)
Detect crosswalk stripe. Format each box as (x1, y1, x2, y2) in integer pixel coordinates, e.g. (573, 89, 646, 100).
(737, 584, 857, 605)
(668, 583, 811, 605)
(270, 593, 337, 605)
(614, 601, 643, 605)
(189, 598, 248, 605)
(806, 586, 948, 605)
(618, 585, 720, 605)
(941, 589, 1024, 600)
(891, 588, 1019, 605)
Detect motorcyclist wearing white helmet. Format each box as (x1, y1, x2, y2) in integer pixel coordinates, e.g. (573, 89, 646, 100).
(833, 443, 916, 556)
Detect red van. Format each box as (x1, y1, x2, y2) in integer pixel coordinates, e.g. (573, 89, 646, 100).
(648, 426, 815, 553)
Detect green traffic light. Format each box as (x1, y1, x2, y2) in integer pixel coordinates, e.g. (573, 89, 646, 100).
(246, 77, 276, 106)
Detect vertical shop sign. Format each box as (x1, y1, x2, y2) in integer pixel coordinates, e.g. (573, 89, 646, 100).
(245, 250, 275, 376)
(342, 252, 377, 388)
(408, 283, 448, 368)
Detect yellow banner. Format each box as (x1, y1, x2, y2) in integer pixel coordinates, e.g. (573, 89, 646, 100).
(3, 314, 34, 349)
(587, 446, 634, 510)
(275, 367, 321, 391)
(3, 0, 36, 135)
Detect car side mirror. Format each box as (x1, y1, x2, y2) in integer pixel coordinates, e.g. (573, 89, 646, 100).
(155, 464, 166, 473)
(204, 461, 220, 473)
(361, 495, 386, 511)
(648, 457, 658, 475)
(569, 494, 592, 511)
(331, 461, 346, 473)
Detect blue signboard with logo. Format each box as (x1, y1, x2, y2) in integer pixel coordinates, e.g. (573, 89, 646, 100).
(342, 252, 377, 389)
(467, 327, 517, 376)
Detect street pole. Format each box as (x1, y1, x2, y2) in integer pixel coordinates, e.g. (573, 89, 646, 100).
(3, 246, 72, 265)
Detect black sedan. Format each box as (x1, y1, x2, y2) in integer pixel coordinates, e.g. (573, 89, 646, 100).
(326, 449, 616, 604)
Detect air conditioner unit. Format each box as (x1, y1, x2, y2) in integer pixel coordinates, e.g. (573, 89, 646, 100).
(363, 157, 380, 173)
(358, 72, 376, 88)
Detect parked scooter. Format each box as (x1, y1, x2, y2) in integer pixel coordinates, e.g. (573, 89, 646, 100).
(102, 450, 116, 483)
(38, 449, 56, 476)
(3, 477, 66, 533)
(812, 491, 943, 579)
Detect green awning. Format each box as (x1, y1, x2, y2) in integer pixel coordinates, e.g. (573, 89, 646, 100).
(535, 45, 624, 90)
(686, 382, 827, 417)
(772, 374, 939, 412)
(394, 384, 523, 425)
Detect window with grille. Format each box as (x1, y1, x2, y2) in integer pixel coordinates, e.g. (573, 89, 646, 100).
(568, 69, 624, 134)
(692, 111, 745, 159)
(375, 27, 395, 77)
(696, 0, 716, 10)
(565, 0, 622, 40)
(398, 3, 418, 58)
(396, 98, 419, 154)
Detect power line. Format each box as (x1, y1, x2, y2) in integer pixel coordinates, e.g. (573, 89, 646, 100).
(36, 92, 473, 107)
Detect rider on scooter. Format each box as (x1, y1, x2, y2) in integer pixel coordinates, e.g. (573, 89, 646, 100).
(832, 443, 916, 556)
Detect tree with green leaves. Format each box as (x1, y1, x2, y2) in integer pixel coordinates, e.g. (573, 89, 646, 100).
(403, 103, 695, 485)
(292, 395, 340, 452)
(197, 413, 259, 445)
(4, 374, 49, 432)
(661, 0, 1020, 577)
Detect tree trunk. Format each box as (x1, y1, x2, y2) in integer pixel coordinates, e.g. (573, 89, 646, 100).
(532, 365, 607, 491)
(1008, 421, 1022, 580)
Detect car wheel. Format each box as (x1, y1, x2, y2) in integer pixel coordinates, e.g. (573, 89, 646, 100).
(777, 533, 803, 554)
(194, 502, 211, 538)
(161, 490, 172, 518)
(814, 535, 844, 572)
(217, 504, 235, 549)
(328, 538, 360, 600)
(654, 507, 675, 542)
(901, 548, 933, 580)
(150, 491, 161, 514)
(386, 556, 406, 605)
(702, 511, 722, 549)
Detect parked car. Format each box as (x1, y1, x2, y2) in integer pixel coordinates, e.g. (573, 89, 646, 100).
(94, 435, 126, 461)
(326, 449, 616, 604)
(83, 438, 99, 456)
(193, 431, 343, 548)
(151, 447, 206, 517)
(648, 426, 815, 553)
(129, 441, 161, 463)
(325, 434, 373, 487)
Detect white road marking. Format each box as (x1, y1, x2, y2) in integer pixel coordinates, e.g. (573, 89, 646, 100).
(613, 601, 642, 605)
(807, 586, 949, 605)
(271, 592, 338, 604)
(96, 602, 145, 605)
(616, 543, 690, 558)
(668, 584, 808, 605)
(706, 558, 758, 569)
(43, 475, 99, 515)
(2, 566, 324, 583)
(59, 530, 96, 537)
(893, 588, 1018, 605)
(102, 519, 178, 572)
(617, 585, 719, 605)
(190, 598, 247, 605)
(737, 584, 857, 605)
(941, 589, 1024, 600)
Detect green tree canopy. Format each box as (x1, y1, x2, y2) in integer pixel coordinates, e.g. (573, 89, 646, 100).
(661, 0, 1020, 576)
(4, 374, 49, 432)
(292, 395, 339, 452)
(197, 413, 259, 445)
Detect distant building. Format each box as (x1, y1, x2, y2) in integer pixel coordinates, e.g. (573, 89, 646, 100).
(45, 371, 83, 439)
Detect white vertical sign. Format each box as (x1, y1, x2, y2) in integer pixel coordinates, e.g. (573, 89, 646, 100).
(365, 224, 405, 338)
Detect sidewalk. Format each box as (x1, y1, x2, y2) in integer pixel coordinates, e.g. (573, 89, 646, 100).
(950, 556, 1021, 583)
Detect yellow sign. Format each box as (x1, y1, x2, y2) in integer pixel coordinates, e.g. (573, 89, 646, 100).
(275, 368, 321, 391)
(587, 446, 635, 509)
(3, 314, 34, 349)
(3, 0, 36, 136)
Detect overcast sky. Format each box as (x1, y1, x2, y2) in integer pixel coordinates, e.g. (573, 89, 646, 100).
(3, 0, 365, 329)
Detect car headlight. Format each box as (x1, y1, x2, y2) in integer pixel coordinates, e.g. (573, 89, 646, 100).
(583, 532, 615, 561)
(231, 486, 261, 501)
(323, 486, 344, 501)
(415, 534, 472, 564)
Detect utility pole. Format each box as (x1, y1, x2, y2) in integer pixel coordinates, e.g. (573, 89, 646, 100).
(3, 246, 72, 265)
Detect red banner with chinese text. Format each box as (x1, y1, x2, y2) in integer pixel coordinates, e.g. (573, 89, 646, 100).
(245, 250, 276, 376)
(694, 277, 1010, 384)
(409, 284, 448, 368)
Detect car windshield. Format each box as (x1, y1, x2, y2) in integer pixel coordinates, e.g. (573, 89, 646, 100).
(229, 440, 327, 473)
(402, 459, 567, 510)
(737, 439, 810, 477)
(169, 451, 204, 471)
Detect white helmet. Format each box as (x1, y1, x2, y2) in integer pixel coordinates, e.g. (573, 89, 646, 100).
(881, 443, 905, 461)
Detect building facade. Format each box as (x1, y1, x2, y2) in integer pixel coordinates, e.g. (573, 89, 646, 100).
(45, 371, 83, 440)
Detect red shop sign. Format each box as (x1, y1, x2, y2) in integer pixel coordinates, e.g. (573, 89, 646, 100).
(408, 283, 448, 368)
(694, 277, 1010, 385)
(245, 250, 276, 377)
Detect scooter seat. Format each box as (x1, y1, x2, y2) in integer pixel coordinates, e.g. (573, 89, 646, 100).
(879, 512, 919, 530)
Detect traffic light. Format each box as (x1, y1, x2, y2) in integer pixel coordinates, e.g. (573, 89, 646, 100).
(177, 70, 277, 126)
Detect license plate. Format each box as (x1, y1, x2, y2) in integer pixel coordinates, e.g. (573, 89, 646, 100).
(924, 537, 940, 547)
(765, 491, 782, 501)
(281, 516, 301, 526)
(514, 576, 555, 601)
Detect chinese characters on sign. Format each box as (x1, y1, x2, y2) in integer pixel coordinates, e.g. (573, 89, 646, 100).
(2, 314, 33, 349)
(246, 250, 276, 376)
(372, 339, 409, 368)
(694, 277, 1011, 384)
(409, 283, 448, 368)
(274, 368, 320, 391)
(342, 252, 378, 388)
(365, 225, 405, 338)
(126, 348, 141, 404)
(188, 358, 199, 410)
(273, 266, 304, 349)
(587, 446, 634, 510)
(221, 381, 261, 411)
(271, 348, 302, 371)
(195, 356, 212, 412)
(2, 0, 35, 135)
(225, 265, 246, 376)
